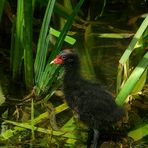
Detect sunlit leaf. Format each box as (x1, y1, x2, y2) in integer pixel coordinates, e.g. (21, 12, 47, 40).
(131, 69, 147, 95)
(31, 99, 35, 139)
(50, 27, 76, 45)
(119, 16, 148, 64)
(34, 0, 56, 84)
(23, 0, 34, 89)
(0, 103, 69, 140)
(97, 33, 134, 39)
(12, 0, 24, 79)
(48, 0, 84, 62)
(128, 124, 148, 141)
(116, 52, 148, 105)
(0, 85, 5, 105)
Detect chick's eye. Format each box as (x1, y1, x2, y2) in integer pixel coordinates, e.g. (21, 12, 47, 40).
(62, 55, 67, 60)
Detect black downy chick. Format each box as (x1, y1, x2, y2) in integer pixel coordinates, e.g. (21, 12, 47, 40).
(52, 49, 125, 148)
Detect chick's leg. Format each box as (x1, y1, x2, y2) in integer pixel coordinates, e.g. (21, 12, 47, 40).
(92, 129, 99, 148)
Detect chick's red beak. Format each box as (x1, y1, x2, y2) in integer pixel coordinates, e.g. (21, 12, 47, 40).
(51, 55, 63, 64)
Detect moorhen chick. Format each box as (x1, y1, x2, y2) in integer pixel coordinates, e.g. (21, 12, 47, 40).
(51, 49, 125, 148)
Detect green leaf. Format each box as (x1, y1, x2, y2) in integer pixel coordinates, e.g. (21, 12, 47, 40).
(119, 16, 148, 64)
(31, 99, 35, 140)
(1, 119, 81, 141)
(128, 124, 148, 141)
(82, 24, 96, 80)
(116, 16, 148, 101)
(23, 0, 34, 89)
(0, 85, 5, 105)
(131, 69, 147, 95)
(34, 0, 56, 84)
(60, 117, 78, 145)
(48, 0, 84, 62)
(0, 103, 69, 140)
(97, 33, 134, 39)
(36, 0, 84, 95)
(37, 64, 60, 95)
(50, 27, 76, 45)
(10, 16, 16, 70)
(116, 52, 148, 106)
(54, 2, 70, 19)
(12, 0, 24, 80)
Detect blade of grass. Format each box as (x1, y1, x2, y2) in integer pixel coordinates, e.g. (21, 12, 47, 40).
(10, 16, 16, 69)
(32, 0, 36, 13)
(0, 0, 5, 22)
(128, 124, 148, 141)
(0, 84, 6, 105)
(12, 0, 24, 80)
(36, 0, 84, 95)
(31, 98, 35, 140)
(54, 2, 82, 22)
(83, 24, 96, 80)
(33, 103, 68, 124)
(2, 120, 81, 140)
(131, 69, 147, 95)
(34, 0, 56, 84)
(48, 0, 84, 62)
(64, 0, 73, 13)
(99, 0, 106, 17)
(0, 103, 68, 140)
(23, 0, 34, 89)
(60, 117, 83, 145)
(119, 16, 148, 64)
(37, 64, 60, 95)
(97, 33, 134, 38)
(116, 64, 123, 93)
(54, 2, 69, 18)
(116, 52, 148, 106)
(50, 27, 76, 45)
(116, 16, 148, 94)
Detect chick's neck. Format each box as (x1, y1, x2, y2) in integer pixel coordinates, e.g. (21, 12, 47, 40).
(63, 61, 81, 84)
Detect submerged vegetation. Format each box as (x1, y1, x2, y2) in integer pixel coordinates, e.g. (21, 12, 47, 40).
(0, 0, 148, 147)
